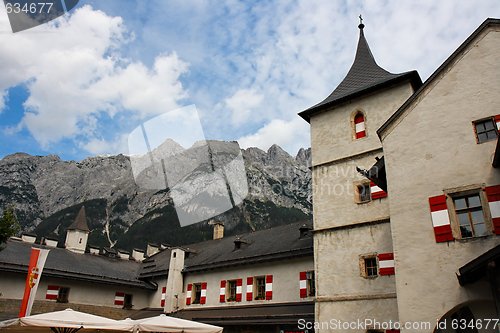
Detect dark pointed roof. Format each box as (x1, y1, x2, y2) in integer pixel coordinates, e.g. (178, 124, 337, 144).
(299, 23, 421, 123)
(67, 206, 90, 232)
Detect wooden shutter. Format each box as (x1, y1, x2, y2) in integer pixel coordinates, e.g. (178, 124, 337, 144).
(235, 279, 242, 302)
(265, 275, 273, 300)
(370, 181, 387, 199)
(160, 286, 166, 307)
(378, 253, 395, 276)
(246, 277, 253, 301)
(485, 185, 500, 235)
(354, 113, 366, 139)
(299, 272, 307, 298)
(200, 282, 207, 304)
(46, 285, 59, 300)
(114, 292, 124, 306)
(219, 280, 226, 303)
(186, 284, 192, 305)
(429, 195, 454, 242)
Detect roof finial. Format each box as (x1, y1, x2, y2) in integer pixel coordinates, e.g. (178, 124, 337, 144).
(358, 14, 365, 30)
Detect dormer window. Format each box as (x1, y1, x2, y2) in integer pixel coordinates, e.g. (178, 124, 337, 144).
(354, 112, 366, 139)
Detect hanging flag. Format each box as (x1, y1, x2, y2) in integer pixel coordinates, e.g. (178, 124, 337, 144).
(19, 248, 50, 317)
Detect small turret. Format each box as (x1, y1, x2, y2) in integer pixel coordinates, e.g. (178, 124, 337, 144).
(65, 206, 90, 254)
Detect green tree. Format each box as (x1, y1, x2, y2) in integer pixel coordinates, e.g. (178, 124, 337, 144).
(0, 207, 20, 246)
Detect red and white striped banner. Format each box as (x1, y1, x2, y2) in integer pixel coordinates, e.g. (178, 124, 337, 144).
(429, 195, 454, 242)
(19, 248, 50, 317)
(265, 275, 273, 300)
(219, 280, 226, 303)
(378, 253, 395, 276)
(370, 181, 387, 200)
(160, 287, 166, 307)
(200, 283, 207, 304)
(485, 185, 500, 235)
(114, 292, 125, 306)
(246, 277, 253, 301)
(299, 272, 307, 298)
(235, 279, 242, 302)
(45, 285, 59, 300)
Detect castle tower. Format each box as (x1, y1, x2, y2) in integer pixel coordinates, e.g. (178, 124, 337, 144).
(299, 20, 421, 327)
(65, 206, 90, 254)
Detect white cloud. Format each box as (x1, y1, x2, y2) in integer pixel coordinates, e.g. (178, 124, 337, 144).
(0, 5, 188, 151)
(224, 89, 263, 125)
(238, 117, 310, 156)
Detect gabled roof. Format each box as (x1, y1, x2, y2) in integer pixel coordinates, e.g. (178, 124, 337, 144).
(0, 239, 155, 289)
(67, 206, 90, 232)
(139, 221, 313, 277)
(299, 23, 421, 123)
(378, 18, 500, 139)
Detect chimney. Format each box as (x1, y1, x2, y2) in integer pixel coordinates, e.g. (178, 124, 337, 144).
(89, 245, 100, 255)
(132, 248, 145, 261)
(209, 220, 224, 240)
(44, 237, 58, 248)
(21, 232, 37, 244)
(147, 243, 160, 257)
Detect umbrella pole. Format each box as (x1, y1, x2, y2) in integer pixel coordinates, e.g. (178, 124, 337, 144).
(50, 327, 82, 333)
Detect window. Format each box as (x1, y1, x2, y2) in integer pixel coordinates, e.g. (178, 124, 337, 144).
(453, 194, 488, 238)
(306, 271, 315, 296)
(192, 283, 202, 304)
(353, 112, 366, 139)
(355, 182, 371, 203)
(123, 294, 133, 309)
(359, 254, 378, 278)
(474, 118, 497, 143)
(57, 287, 70, 303)
(227, 280, 237, 302)
(255, 276, 265, 300)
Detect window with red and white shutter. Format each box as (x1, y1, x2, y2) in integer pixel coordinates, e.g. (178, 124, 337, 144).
(185, 284, 192, 305)
(200, 283, 207, 304)
(246, 277, 253, 301)
(160, 286, 166, 307)
(299, 272, 307, 298)
(219, 280, 226, 303)
(378, 253, 395, 276)
(354, 113, 366, 139)
(235, 279, 242, 302)
(265, 275, 273, 300)
(114, 292, 125, 306)
(485, 185, 500, 235)
(370, 181, 387, 200)
(428, 194, 454, 242)
(46, 285, 59, 300)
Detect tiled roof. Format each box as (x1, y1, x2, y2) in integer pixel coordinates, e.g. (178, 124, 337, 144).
(299, 24, 421, 122)
(0, 239, 155, 289)
(139, 221, 313, 277)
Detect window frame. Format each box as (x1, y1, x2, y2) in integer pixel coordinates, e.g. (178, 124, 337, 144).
(445, 186, 493, 240)
(254, 276, 266, 300)
(226, 280, 237, 302)
(473, 117, 498, 144)
(192, 283, 202, 304)
(123, 294, 133, 310)
(305, 271, 315, 297)
(359, 253, 378, 279)
(354, 181, 371, 204)
(56, 287, 70, 303)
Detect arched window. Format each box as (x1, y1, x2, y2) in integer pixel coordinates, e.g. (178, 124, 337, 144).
(354, 112, 366, 139)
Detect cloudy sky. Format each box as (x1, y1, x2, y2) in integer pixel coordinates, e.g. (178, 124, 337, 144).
(0, 1, 499, 160)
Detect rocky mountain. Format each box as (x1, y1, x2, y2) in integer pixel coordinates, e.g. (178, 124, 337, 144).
(0, 142, 311, 250)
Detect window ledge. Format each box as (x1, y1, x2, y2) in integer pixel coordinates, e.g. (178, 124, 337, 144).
(455, 234, 493, 243)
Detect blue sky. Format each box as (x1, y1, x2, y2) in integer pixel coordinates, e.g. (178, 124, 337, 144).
(0, 0, 500, 160)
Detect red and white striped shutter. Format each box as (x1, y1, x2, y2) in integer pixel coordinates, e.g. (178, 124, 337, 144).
(378, 253, 395, 276)
(370, 181, 387, 200)
(495, 115, 500, 130)
(485, 185, 500, 235)
(200, 282, 207, 304)
(429, 195, 454, 242)
(246, 277, 253, 301)
(45, 285, 59, 300)
(354, 114, 366, 139)
(235, 279, 242, 302)
(265, 275, 273, 300)
(160, 287, 166, 307)
(114, 292, 125, 306)
(299, 272, 307, 298)
(219, 280, 226, 303)
(186, 284, 192, 305)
